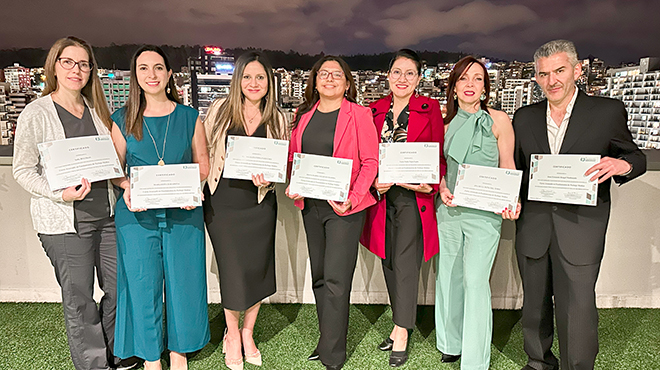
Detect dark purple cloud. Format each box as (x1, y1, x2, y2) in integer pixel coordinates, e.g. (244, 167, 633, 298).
(0, 0, 658, 64)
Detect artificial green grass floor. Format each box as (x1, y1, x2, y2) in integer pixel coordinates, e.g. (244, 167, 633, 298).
(1, 303, 659, 369)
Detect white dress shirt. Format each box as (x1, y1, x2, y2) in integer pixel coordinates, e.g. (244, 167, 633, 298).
(546, 87, 579, 154)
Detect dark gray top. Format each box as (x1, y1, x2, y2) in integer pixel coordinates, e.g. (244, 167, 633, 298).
(301, 108, 339, 157)
(54, 101, 110, 222)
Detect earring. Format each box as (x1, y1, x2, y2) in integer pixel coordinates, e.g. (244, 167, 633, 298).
(415, 90, 419, 98)
(166, 86, 171, 94)
(453, 93, 457, 100)
(480, 91, 486, 101)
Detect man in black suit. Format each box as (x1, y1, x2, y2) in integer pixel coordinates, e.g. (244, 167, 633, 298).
(513, 40, 646, 370)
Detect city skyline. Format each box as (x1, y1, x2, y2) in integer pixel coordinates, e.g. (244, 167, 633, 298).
(1, 0, 659, 65)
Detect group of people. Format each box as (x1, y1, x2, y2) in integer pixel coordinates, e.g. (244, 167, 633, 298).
(12, 35, 645, 370)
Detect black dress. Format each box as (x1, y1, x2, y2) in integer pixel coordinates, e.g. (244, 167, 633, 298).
(203, 124, 277, 311)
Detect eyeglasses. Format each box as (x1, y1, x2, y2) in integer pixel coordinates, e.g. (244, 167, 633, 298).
(390, 69, 418, 80)
(58, 57, 93, 72)
(318, 70, 344, 80)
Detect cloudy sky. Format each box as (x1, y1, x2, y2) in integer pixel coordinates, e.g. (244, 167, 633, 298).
(1, 0, 658, 64)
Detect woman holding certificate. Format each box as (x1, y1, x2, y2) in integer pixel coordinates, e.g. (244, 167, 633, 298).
(202, 52, 288, 370)
(286, 56, 378, 370)
(360, 49, 445, 368)
(110, 45, 210, 370)
(434, 56, 518, 369)
(12, 36, 129, 370)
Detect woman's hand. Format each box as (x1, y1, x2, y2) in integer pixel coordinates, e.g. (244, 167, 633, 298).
(61, 178, 91, 202)
(373, 177, 393, 195)
(252, 173, 271, 188)
(285, 185, 304, 201)
(397, 183, 433, 194)
(439, 183, 456, 207)
(122, 186, 146, 213)
(328, 199, 352, 214)
(500, 202, 521, 220)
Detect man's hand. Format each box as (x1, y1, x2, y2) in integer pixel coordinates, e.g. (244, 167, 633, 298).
(585, 157, 631, 184)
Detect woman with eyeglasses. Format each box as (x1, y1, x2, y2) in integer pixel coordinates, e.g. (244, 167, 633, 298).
(110, 45, 210, 370)
(286, 55, 378, 370)
(202, 52, 288, 370)
(435, 56, 518, 369)
(12, 37, 134, 370)
(360, 49, 445, 367)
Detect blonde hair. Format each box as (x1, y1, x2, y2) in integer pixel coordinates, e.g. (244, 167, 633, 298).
(207, 52, 287, 150)
(42, 36, 112, 130)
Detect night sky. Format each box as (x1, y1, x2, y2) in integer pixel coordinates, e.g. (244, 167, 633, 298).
(2, 0, 659, 64)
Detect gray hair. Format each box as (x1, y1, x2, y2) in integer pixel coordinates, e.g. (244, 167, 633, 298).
(533, 40, 579, 68)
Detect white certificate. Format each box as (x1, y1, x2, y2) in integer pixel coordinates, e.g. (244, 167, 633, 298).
(378, 142, 440, 184)
(222, 135, 289, 183)
(528, 154, 600, 206)
(38, 135, 124, 191)
(451, 164, 523, 213)
(130, 164, 202, 209)
(289, 153, 352, 202)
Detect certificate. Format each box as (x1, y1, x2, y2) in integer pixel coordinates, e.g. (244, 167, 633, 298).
(289, 153, 352, 202)
(38, 135, 124, 191)
(451, 164, 523, 213)
(528, 154, 600, 206)
(378, 142, 440, 184)
(130, 164, 202, 209)
(222, 135, 289, 183)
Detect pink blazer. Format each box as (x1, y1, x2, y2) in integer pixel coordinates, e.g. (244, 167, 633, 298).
(289, 98, 379, 216)
(360, 94, 446, 261)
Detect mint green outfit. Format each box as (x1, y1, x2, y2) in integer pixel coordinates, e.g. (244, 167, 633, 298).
(435, 108, 501, 370)
(112, 105, 210, 362)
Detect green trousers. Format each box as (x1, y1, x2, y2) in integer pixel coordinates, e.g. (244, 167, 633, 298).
(435, 205, 501, 370)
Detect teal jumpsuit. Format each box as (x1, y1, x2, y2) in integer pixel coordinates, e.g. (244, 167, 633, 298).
(112, 105, 210, 361)
(435, 108, 501, 370)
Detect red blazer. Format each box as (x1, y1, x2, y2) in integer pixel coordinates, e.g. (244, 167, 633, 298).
(289, 98, 379, 216)
(360, 94, 446, 261)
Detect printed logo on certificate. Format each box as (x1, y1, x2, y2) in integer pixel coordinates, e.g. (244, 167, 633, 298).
(528, 154, 600, 206)
(289, 153, 352, 202)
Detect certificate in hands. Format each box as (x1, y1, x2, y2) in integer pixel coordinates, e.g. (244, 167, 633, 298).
(289, 153, 352, 202)
(222, 135, 289, 183)
(378, 142, 440, 184)
(452, 164, 523, 213)
(130, 164, 202, 209)
(38, 135, 124, 191)
(528, 154, 600, 206)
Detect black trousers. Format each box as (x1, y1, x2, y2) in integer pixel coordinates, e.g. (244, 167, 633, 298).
(517, 229, 601, 370)
(38, 217, 117, 370)
(302, 199, 366, 367)
(383, 186, 424, 329)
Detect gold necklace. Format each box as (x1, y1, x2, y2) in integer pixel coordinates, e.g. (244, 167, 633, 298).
(244, 105, 260, 124)
(143, 102, 173, 166)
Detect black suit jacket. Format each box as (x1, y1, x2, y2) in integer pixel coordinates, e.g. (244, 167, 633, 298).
(513, 90, 646, 265)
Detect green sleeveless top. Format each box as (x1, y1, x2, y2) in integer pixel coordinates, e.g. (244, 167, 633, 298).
(444, 108, 499, 194)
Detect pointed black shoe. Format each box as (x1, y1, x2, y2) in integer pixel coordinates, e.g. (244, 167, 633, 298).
(325, 365, 343, 370)
(389, 349, 408, 367)
(378, 337, 394, 351)
(441, 353, 461, 363)
(308, 350, 320, 361)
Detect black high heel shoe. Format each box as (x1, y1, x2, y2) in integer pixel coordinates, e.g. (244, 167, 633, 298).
(378, 337, 394, 351)
(441, 353, 461, 363)
(389, 334, 412, 368)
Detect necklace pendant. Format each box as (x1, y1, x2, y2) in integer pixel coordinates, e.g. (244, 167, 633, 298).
(158, 159, 165, 166)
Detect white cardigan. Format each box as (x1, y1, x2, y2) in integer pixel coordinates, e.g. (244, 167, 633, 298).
(12, 94, 116, 234)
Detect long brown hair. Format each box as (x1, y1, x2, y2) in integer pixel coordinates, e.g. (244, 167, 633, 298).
(445, 56, 491, 125)
(42, 36, 112, 130)
(291, 55, 357, 128)
(123, 45, 182, 140)
(207, 52, 286, 151)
